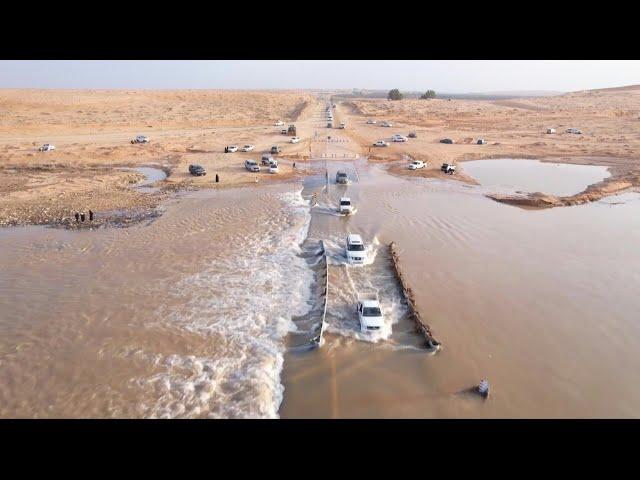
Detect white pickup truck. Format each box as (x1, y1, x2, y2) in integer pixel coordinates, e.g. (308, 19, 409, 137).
(356, 292, 384, 333)
(408, 160, 425, 170)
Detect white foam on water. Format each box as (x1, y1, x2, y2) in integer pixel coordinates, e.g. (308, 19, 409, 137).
(135, 188, 314, 418)
(321, 234, 407, 343)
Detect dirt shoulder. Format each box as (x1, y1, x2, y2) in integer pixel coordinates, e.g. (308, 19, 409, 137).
(0, 90, 323, 228)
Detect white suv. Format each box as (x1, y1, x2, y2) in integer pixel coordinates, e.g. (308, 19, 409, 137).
(241, 144, 255, 152)
(346, 234, 366, 265)
(409, 160, 425, 170)
(245, 160, 260, 172)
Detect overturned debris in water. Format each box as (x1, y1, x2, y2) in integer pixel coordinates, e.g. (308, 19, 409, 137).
(389, 241, 441, 353)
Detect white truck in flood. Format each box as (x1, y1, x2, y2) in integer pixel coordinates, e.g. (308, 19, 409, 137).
(357, 292, 384, 333)
(345, 233, 366, 265)
(339, 197, 354, 215)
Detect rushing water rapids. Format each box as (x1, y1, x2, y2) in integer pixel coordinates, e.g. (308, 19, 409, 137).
(1, 158, 640, 418)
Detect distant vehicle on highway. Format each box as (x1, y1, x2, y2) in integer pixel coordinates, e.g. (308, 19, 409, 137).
(440, 138, 454, 144)
(409, 160, 425, 170)
(241, 144, 255, 152)
(289, 137, 301, 144)
(373, 140, 389, 147)
(188, 164, 206, 176)
(131, 135, 150, 144)
(38, 143, 55, 152)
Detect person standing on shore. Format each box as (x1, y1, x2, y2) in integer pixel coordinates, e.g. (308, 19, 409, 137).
(80, 213, 85, 222)
(215, 173, 219, 183)
(89, 210, 94, 221)
(74, 212, 80, 222)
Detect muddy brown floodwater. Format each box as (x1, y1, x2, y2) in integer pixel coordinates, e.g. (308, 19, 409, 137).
(1, 157, 639, 418)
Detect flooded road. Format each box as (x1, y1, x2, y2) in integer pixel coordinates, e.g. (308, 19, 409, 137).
(281, 157, 640, 418)
(1, 143, 639, 417)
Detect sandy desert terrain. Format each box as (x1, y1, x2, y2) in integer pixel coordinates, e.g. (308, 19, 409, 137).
(2, 85, 640, 227)
(0, 89, 319, 226)
(338, 85, 640, 206)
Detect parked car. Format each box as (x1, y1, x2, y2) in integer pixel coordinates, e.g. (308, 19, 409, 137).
(392, 134, 408, 142)
(346, 234, 366, 265)
(408, 132, 417, 138)
(336, 170, 349, 184)
(274, 121, 284, 126)
(477, 138, 487, 145)
(356, 292, 384, 332)
(281, 129, 288, 135)
(290, 137, 301, 144)
(440, 138, 454, 144)
(339, 123, 346, 129)
(261, 154, 274, 166)
(366, 119, 377, 124)
(327, 122, 333, 128)
(268, 162, 279, 174)
(188, 164, 206, 176)
(373, 140, 389, 147)
(226, 145, 238, 153)
(566, 128, 582, 134)
(546, 128, 556, 134)
(441, 163, 456, 174)
(409, 160, 425, 170)
(270, 145, 281, 154)
(381, 121, 393, 127)
(241, 144, 255, 152)
(244, 160, 260, 172)
(38, 143, 55, 152)
(131, 135, 150, 144)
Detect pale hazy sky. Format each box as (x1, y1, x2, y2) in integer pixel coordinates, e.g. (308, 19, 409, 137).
(1, 60, 639, 92)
